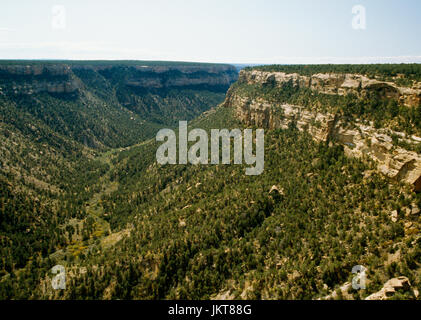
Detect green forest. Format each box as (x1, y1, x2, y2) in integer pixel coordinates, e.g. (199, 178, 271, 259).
(0, 63, 420, 300)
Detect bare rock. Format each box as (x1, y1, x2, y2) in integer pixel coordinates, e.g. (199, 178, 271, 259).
(411, 204, 420, 216)
(269, 185, 284, 196)
(391, 210, 398, 223)
(321, 282, 354, 300)
(236, 70, 421, 107)
(365, 276, 412, 300)
(404, 222, 413, 229)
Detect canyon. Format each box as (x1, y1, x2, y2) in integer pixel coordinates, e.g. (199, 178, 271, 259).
(2, 63, 420, 300)
(0, 61, 238, 149)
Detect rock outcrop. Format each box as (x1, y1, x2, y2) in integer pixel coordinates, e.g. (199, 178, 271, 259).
(224, 70, 421, 190)
(121, 65, 237, 89)
(240, 70, 421, 107)
(71, 63, 238, 89)
(0, 64, 71, 76)
(0, 64, 79, 95)
(0, 62, 238, 95)
(6, 79, 80, 95)
(365, 277, 414, 300)
(269, 185, 285, 196)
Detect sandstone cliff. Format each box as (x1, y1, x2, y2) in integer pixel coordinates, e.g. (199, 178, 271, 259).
(0, 64, 80, 95)
(0, 64, 71, 76)
(224, 70, 421, 191)
(0, 62, 238, 95)
(241, 70, 421, 107)
(113, 65, 238, 89)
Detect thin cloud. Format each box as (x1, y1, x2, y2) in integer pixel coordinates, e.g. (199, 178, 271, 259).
(0, 42, 420, 64)
(0, 41, 176, 60)
(229, 56, 421, 65)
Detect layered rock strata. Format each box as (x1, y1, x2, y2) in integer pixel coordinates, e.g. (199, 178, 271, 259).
(241, 70, 421, 107)
(225, 70, 421, 191)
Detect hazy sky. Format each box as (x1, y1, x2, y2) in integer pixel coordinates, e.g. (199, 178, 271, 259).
(0, 0, 420, 63)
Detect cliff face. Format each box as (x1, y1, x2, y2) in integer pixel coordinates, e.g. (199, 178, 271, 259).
(1, 79, 80, 95)
(0, 61, 238, 150)
(225, 70, 421, 191)
(0, 64, 71, 76)
(0, 64, 80, 95)
(0, 63, 238, 95)
(241, 70, 421, 107)
(109, 65, 238, 90)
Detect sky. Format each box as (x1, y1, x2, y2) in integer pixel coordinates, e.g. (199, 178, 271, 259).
(0, 0, 420, 64)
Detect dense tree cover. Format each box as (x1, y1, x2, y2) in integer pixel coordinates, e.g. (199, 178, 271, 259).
(0, 62, 236, 299)
(0, 127, 111, 294)
(1, 65, 420, 300)
(2, 107, 418, 300)
(81, 66, 228, 127)
(248, 64, 421, 83)
(0, 63, 234, 149)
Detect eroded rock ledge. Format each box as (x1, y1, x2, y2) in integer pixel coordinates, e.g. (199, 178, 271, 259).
(224, 71, 421, 191)
(241, 70, 421, 107)
(0, 65, 80, 95)
(0, 63, 238, 95)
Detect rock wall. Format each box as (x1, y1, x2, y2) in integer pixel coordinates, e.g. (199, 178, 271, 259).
(240, 70, 421, 107)
(114, 65, 238, 89)
(225, 70, 421, 191)
(0, 64, 71, 76)
(71, 63, 238, 89)
(0, 64, 79, 95)
(125, 73, 235, 89)
(4, 79, 80, 95)
(0, 63, 238, 95)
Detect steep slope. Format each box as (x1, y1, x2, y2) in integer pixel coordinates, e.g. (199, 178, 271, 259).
(0, 60, 238, 298)
(0, 61, 237, 149)
(1, 64, 420, 301)
(7, 105, 417, 300)
(224, 66, 421, 191)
